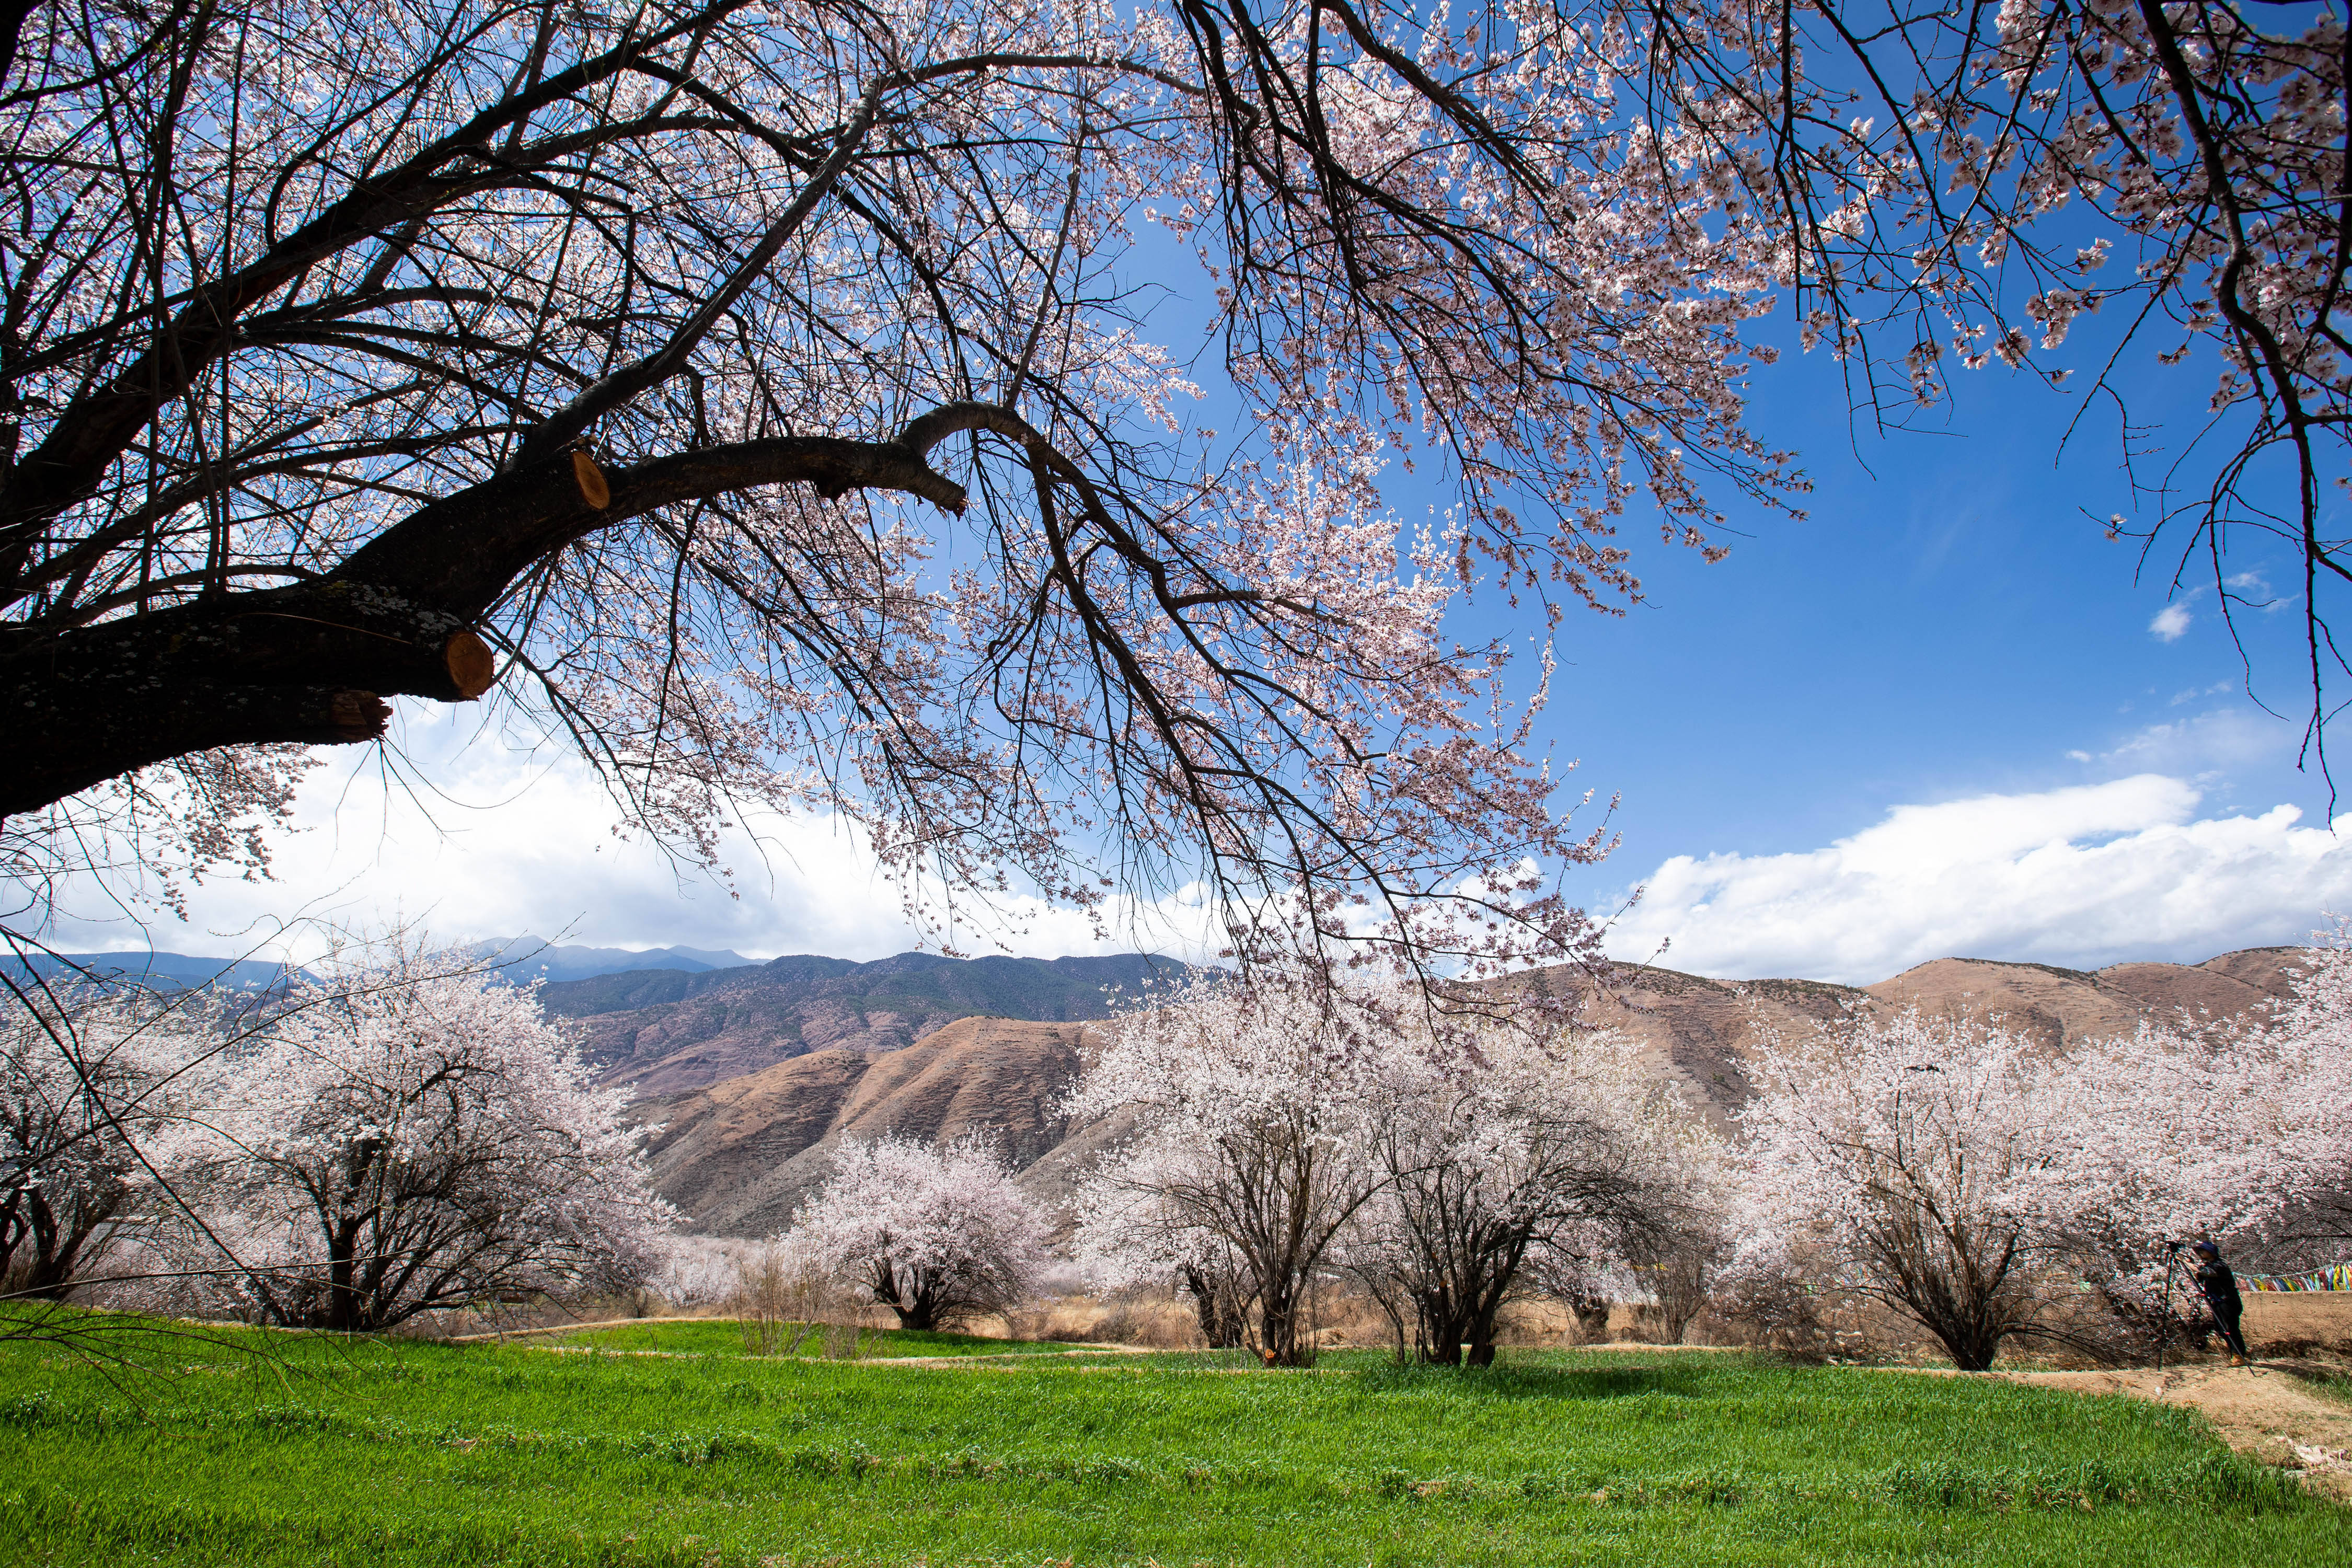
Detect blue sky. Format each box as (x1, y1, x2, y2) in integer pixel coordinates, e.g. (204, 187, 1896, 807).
(1527, 331, 2323, 868)
(1517, 317, 2352, 977)
(25, 211, 2352, 982)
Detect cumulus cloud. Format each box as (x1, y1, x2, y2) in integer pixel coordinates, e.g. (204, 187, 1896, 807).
(2149, 602, 2194, 641)
(22, 712, 1215, 965)
(27, 706, 2338, 987)
(1604, 775, 2352, 984)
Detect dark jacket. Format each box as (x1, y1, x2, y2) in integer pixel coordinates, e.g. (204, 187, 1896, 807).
(2192, 1258, 2243, 1318)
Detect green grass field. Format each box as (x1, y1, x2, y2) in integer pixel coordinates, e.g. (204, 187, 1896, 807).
(0, 1318, 2341, 1567)
(528, 1319, 1088, 1358)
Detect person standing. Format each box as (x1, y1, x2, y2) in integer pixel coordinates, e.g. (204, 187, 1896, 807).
(2189, 1239, 2250, 1366)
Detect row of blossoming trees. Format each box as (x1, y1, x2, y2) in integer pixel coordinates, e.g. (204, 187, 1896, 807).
(6, 940, 2350, 1367)
(788, 952, 2352, 1371)
(0, 943, 669, 1332)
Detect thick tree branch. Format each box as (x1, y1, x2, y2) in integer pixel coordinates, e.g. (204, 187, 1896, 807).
(0, 423, 965, 816)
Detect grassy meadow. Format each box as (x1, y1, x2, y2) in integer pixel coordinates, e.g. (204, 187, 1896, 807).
(0, 1317, 2342, 1567)
(523, 1320, 1087, 1358)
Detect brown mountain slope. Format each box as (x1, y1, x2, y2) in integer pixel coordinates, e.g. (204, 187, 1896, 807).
(633, 1017, 1094, 1236)
(1513, 965, 1864, 1126)
(2184, 946, 2313, 1001)
(1547, 948, 2310, 1126)
(1864, 948, 2306, 1047)
(547, 950, 1182, 1096)
(637, 948, 2310, 1236)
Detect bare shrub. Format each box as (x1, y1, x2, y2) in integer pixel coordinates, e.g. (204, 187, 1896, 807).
(1710, 1248, 1837, 1361)
(1565, 1295, 1614, 1345)
(1624, 1228, 1722, 1346)
(732, 1242, 829, 1358)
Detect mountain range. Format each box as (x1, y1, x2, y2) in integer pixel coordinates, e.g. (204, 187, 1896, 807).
(591, 944, 2311, 1235)
(466, 939, 758, 984)
(4, 949, 310, 992)
(3, 937, 758, 994)
(540, 949, 1191, 1095)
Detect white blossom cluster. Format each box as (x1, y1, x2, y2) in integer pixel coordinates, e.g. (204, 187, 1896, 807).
(4, 942, 671, 1331)
(782, 1132, 1049, 1333)
(1727, 940, 2352, 1367)
(1062, 972, 1722, 1363)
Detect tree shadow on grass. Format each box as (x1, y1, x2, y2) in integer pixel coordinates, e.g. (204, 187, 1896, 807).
(1347, 1362, 1716, 1402)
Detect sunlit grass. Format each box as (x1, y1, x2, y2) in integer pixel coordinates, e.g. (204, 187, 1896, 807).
(530, 1317, 1090, 1358)
(0, 1319, 2339, 1566)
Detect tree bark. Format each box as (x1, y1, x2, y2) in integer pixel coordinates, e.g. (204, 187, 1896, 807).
(1180, 1263, 1246, 1350)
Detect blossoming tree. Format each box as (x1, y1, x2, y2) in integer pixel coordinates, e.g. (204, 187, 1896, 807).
(0, 984, 214, 1299)
(1346, 1024, 1714, 1364)
(2223, 942, 2352, 1251)
(1721, 929, 2352, 1367)
(1, 1, 2337, 959)
(175, 949, 669, 1331)
(0, 0, 1800, 974)
(1068, 974, 1390, 1364)
(1728, 1008, 2118, 1370)
(788, 1132, 1047, 1332)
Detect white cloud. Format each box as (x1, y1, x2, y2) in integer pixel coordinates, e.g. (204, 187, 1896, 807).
(2096, 704, 2291, 774)
(24, 704, 2334, 987)
(1604, 775, 2352, 984)
(2149, 602, 2194, 641)
(19, 709, 1216, 966)
(2169, 680, 2235, 707)
(2224, 569, 2287, 609)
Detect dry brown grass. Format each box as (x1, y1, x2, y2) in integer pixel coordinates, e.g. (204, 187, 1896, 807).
(989, 1295, 1207, 1348)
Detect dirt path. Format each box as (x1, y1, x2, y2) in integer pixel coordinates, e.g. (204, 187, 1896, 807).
(1917, 1359, 2352, 1500)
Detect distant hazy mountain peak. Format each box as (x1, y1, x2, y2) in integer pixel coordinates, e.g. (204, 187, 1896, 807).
(468, 938, 758, 984)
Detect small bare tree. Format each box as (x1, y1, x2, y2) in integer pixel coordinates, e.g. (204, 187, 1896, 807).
(1625, 1228, 1722, 1346)
(731, 1241, 826, 1358)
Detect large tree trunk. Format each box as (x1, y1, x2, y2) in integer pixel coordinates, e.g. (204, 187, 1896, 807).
(1933, 1325, 2001, 1374)
(11, 1186, 120, 1300)
(1463, 1295, 1505, 1368)
(325, 1218, 366, 1332)
(869, 1256, 938, 1331)
(1180, 1263, 1246, 1351)
(1410, 1252, 1519, 1368)
(1255, 1273, 1312, 1367)
(1875, 1223, 2020, 1373)
(1415, 1288, 1465, 1366)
